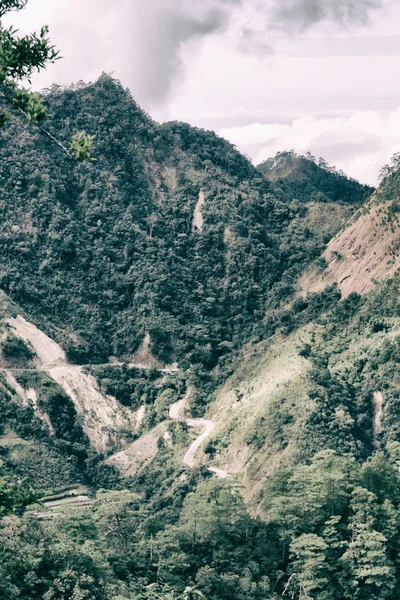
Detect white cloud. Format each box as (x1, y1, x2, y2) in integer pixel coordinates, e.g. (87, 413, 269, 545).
(219, 108, 400, 185)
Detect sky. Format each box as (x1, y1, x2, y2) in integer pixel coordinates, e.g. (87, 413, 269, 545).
(4, 0, 400, 185)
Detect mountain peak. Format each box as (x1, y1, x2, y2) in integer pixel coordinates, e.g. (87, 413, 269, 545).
(257, 150, 373, 205)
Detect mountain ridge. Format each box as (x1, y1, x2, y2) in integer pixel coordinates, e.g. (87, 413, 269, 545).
(257, 149, 374, 204)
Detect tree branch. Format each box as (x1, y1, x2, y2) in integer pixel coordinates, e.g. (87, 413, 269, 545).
(0, 88, 73, 158)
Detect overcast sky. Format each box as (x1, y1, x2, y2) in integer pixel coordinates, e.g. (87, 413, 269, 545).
(5, 0, 400, 185)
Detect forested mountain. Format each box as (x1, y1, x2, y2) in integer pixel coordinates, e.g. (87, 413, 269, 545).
(2, 75, 400, 600)
(0, 75, 303, 368)
(257, 150, 373, 204)
(1, 77, 375, 373)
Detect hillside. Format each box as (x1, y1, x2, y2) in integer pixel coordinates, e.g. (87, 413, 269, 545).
(0, 76, 292, 372)
(257, 151, 374, 290)
(298, 165, 400, 297)
(0, 76, 361, 380)
(257, 150, 374, 204)
(2, 76, 400, 600)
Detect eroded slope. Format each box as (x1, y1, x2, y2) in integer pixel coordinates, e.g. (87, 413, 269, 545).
(8, 315, 139, 451)
(299, 194, 400, 297)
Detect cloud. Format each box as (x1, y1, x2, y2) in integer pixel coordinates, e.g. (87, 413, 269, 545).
(8, 0, 388, 106)
(128, 0, 386, 103)
(270, 0, 384, 31)
(239, 26, 273, 54)
(238, 0, 385, 53)
(219, 108, 400, 185)
(50, 0, 386, 105)
(114, 0, 243, 106)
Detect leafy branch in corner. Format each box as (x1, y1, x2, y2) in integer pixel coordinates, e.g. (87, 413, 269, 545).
(0, 0, 94, 160)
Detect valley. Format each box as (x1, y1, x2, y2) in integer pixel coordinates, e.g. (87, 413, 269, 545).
(1, 74, 400, 600)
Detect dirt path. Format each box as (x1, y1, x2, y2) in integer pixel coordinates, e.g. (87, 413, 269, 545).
(183, 419, 215, 467)
(169, 390, 228, 478)
(208, 466, 228, 479)
(0, 363, 178, 374)
(169, 388, 191, 420)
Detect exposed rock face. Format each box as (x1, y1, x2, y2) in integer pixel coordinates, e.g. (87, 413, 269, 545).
(192, 190, 205, 232)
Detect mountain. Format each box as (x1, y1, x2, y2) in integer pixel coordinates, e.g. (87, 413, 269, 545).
(0, 77, 364, 387)
(1, 76, 400, 600)
(0, 75, 293, 372)
(257, 149, 374, 204)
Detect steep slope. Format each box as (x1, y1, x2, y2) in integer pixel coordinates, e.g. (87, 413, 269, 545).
(163, 164, 400, 507)
(176, 275, 400, 510)
(0, 75, 364, 394)
(257, 151, 373, 292)
(298, 170, 400, 297)
(0, 75, 290, 371)
(7, 315, 141, 451)
(117, 159, 400, 503)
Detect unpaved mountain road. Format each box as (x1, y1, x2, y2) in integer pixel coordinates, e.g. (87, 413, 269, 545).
(169, 395, 228, 478)
(168, 395, 186, 420)
(6, 314, 227, 477)
(0, 363, 178, 374)
(183, 418, 216, 467)
(7, 315, 140, 451)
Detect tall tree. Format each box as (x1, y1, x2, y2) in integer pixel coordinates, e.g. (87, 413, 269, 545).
(286, 533, 332, 600)
(340, 487, 395, 599)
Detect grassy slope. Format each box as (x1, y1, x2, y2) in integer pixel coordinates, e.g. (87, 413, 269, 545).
(298, 166, 400, 297)
(186, 270, 400, 514)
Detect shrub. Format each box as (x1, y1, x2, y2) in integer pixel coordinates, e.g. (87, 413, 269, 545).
(2, 334, 35, 361)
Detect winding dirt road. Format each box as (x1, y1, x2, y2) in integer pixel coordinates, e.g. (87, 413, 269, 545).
(6, 314, 227, 478)
(183, 419, 215, 467)
(169, 393, 228, 478)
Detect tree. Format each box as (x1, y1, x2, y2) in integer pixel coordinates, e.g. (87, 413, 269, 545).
(70, 130, 95, 161)
(0, 0, 93, 159)
(0, 461, 37, 516)
(379, 153, 400, 182)
(42, 568, 101, 600)
(339, 487, 395, 599)
(144, 584, 206, 600)
(92, 490, 147, 555)
(286, 533, 332, 600)
(179, 479, 249, 547)
(0, 0, 59, 123)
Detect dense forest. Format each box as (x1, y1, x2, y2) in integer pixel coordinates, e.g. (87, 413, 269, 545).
(0, 76, 370, 373)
